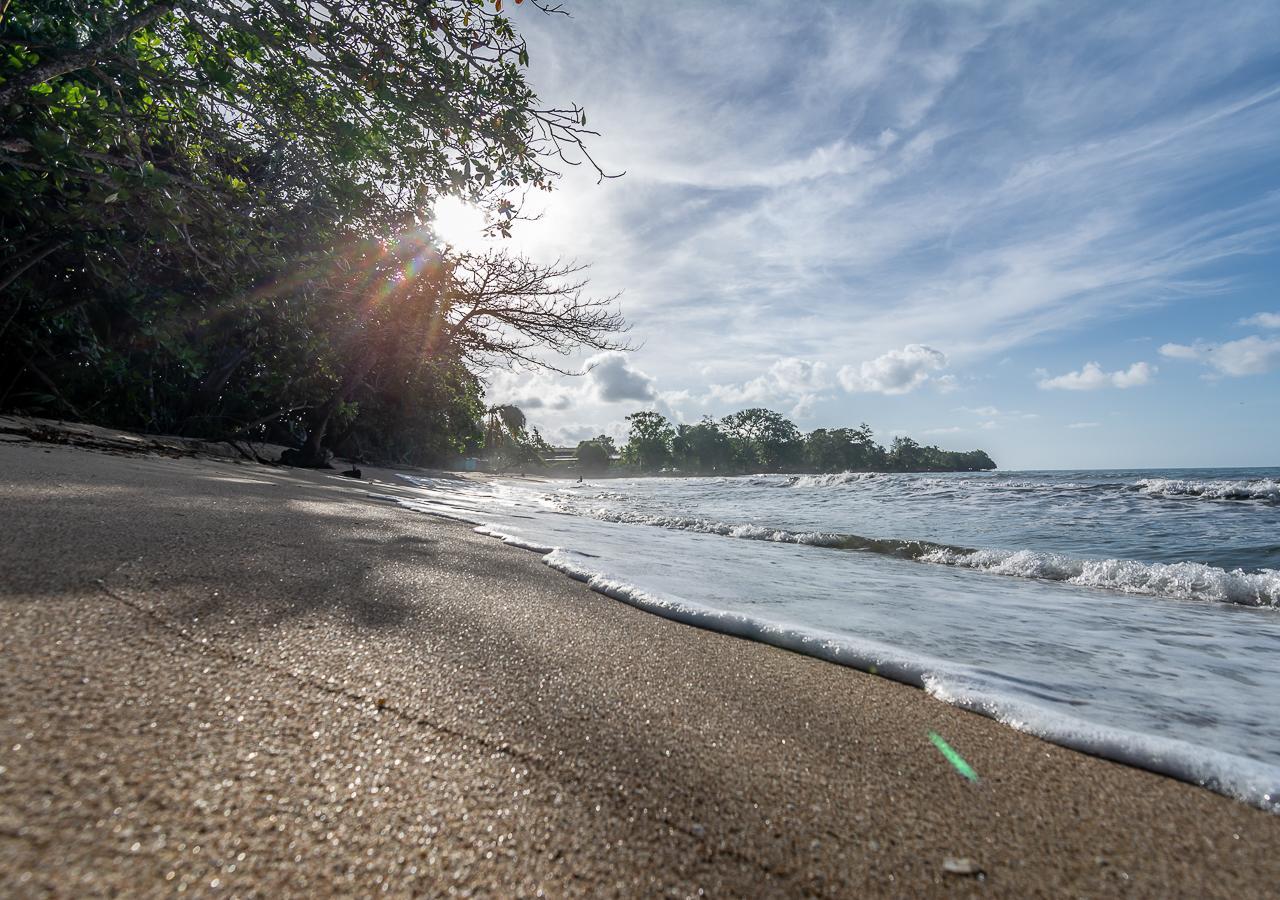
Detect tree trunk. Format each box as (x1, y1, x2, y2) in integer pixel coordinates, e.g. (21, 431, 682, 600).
(284, 347, 379, 468)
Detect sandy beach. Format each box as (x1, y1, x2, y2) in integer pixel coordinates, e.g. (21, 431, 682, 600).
(2, 439, 1278, 897)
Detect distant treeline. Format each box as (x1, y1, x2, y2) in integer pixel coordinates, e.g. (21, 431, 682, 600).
(572, 408, 996, 475)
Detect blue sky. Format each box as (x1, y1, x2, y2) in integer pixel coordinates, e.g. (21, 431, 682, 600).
(436, 0, 1280, 469)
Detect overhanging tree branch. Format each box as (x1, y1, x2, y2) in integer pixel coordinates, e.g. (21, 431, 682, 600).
(0, 4, 173, 106)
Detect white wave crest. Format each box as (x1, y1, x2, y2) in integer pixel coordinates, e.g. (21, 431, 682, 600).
(920, 547, 1280, 608)
(787, 472, 882, 488)
(584, 508, 844, 547)
(1135, 478, 1280, 501)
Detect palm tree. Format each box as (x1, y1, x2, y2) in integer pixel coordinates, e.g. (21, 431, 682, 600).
(484, 404, 526, 453)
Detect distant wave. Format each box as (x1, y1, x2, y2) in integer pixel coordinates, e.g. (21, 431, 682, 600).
(562, 504, 1280, 609)
(786, 472, 883, 488)
(570, 506, 958, 558)
(920, 548, 1280, 609)
(1133, 478, 1280, 502)
(785, 470, 1280, 505)
(785, 472, 1102, 492)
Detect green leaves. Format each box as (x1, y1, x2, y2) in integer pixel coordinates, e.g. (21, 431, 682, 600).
(1, 0, 610, 457)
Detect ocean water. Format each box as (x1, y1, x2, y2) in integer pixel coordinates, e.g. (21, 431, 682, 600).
(377, 468, 1280, 811)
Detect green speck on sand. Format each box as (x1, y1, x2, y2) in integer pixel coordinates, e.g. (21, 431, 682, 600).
(929, 731, 979, 782)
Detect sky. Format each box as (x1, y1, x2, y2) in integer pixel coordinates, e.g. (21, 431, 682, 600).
(434, 0, 1280, 469)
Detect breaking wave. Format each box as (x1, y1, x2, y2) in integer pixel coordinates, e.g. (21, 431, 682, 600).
(787, 472, 883, 488)
(560, 504, 1280, 609)
(920, 548, 1280, 608)
(1133, 478, 1280, 502)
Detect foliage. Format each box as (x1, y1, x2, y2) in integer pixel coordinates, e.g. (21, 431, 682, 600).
(0, 0, 626, 466)
(575, 439, 610, 473)
(720, 407, 803, 471)
(621, 408, 996, 475)
(805, 426, 884, 471)
(671, 418, 736, 473)
(620, 410, 674, 471)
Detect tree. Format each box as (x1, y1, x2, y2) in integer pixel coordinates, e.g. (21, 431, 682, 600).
(0, 1, 622, 465)
(575, 440, 610, 474)
(720, 408, 803, 471)
(671, 418, 736, 473)
(889, 436, 926, 471)
(290, 245, 626, 466)
(621, 410, 674, 472)
(804, 424, 885, 471)
(591, 434, 617, 457)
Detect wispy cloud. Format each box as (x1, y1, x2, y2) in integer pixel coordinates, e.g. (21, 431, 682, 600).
(486, 0, 1280, 450)
(1239, 312, 1280, 329)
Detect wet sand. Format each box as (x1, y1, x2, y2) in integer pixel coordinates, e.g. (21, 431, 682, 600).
(1, 441, 1277, 896)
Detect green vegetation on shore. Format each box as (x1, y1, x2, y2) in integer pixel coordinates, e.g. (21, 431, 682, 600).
(1, 1, 625, 467)
(570, 407, 995, 475)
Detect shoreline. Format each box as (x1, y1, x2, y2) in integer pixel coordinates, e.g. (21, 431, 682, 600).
(388, 475, 1280, 813)
(2, 442, 1278, 895)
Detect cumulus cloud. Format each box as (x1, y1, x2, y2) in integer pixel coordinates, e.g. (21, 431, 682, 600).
(1238, 312, 1280, 329)
(1068, 421, 1101, 429)
(788, 393, 818, 420)
(838, 344, 948, 395)
(1037, 361, 1156, 390)
(483, 370, 576, 411)
(707, 357, 828, 410)
(1159, 336, 1280, 376)
(586, 352, 658, 402)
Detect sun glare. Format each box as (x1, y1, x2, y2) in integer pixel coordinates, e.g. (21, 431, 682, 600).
(431, 196, 490, 252)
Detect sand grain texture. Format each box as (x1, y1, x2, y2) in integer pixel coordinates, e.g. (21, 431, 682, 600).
(1, 443, 1277, 897)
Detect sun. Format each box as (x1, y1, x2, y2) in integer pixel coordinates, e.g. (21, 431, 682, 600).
(430, 196, 491, 252)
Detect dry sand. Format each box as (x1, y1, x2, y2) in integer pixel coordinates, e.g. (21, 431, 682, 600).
(1, 440, 1277, 897)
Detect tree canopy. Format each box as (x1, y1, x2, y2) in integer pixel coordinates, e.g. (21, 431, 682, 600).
(1, 1, 625, 466)
(608, 409, 995, 476)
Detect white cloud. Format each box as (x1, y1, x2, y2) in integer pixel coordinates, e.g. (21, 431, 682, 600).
(707, 357, 828, 411)
(959, 405, 1001, 416)
(1157, 342, 1202, 361)
(483, 370, 577, 411)
(1160, 335, 1280, 376)
(585, 352, 658, 402)
(1037, 361, 1156, 390)
(789, 393, 818, 420)
(1067, 421, 1101, 429)
(490, 1, 1280, 446)
(543, 423, 600, 446)
(838, 344, 948, 395)
(1239, 312, 1280, 329)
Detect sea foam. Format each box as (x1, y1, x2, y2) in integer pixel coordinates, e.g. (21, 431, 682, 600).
(918, 547, 1280, 608)
(1134, 478, 1280, 501)
(378, 471, 1280, 812)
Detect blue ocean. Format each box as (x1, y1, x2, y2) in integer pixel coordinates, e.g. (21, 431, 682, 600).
(380, 468, 1280, 811)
